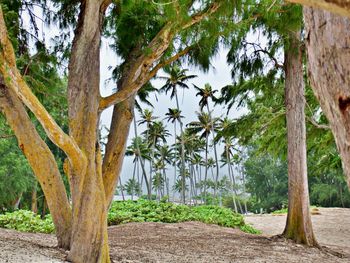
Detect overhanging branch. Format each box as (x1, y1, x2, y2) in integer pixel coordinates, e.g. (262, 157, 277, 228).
(182, 1, 221, 30)
(99, 45, 193, 110)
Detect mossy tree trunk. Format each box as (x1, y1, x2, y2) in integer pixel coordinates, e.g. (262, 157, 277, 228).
(282, 29, 318, 246)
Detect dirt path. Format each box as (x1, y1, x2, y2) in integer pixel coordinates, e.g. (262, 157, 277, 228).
(0, 208, 349, 263)
(245, 207, 350, 255)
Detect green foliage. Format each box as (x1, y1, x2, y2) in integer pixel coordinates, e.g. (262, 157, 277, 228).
(107, 200, 258, 233)
(0, 201, 259, 234)
(244, 150, 288, 212)
(0, 122, 34, 211)
(0, 210, 54, 233)
(271, 208, 288, 215)
(239, 224, 262, 234)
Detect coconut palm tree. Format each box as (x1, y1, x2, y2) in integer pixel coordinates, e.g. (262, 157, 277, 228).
(187, 111, 219, 202)
(155, 144, 173, 201)
(144, 121, 170, 194)
(165, 108, 184, 200)
(125, 136, 152, 198)
(124, 178, 141, 199)
(131, 84, 158, 200)
(159, 65, 197, 109)
(194, 83, 220, 201)
(216, 117, 242, 212)
(159, 65, 197, 203)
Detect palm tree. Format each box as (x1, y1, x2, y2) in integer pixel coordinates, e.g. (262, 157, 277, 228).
(144, 121, 170, 195)
(155, 144, 173, 201)
(217, 117, 242, 212)
(124, 178, 141, 199)
(125, 136, 151, 198)
(194, 83, 220, 201)
(159, 65, 197, 203)
(159, 65, 197, 110)
(187, 111, 219, 203)
(194, 83, 218, 111)
(165, 108, 184, 201)
(138, 109, 159, 197)
(132, 83, 158, 200)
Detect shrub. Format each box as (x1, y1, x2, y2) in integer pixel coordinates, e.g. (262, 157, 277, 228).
(0, 200, 260, 235)
(0, 210, 54, 233)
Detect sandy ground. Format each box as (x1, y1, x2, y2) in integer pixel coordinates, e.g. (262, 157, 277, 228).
(0, 207, 349, 263)
(245, 207, 350, 255)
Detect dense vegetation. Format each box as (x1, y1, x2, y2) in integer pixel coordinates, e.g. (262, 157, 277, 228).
(0, 200, 260, 234)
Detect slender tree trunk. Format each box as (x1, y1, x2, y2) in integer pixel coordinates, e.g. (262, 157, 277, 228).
(226, 146, 238, 213)
(282, 29, 318, 246)
(173, 121, 177, 202)
(31, 182, 38, 214)
(119, 177, 125, 201)
(206, 104, 220, 201)
(304, 7, 350, 188)
(204, 134, 209, 202)
(12, 192, 22, 210)
(175, 92, 186, 203)
(132, 108, 150, 197)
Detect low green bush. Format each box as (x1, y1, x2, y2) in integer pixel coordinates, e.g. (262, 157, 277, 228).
(0, 200, 260, 235)
(0, 210, 54, 233)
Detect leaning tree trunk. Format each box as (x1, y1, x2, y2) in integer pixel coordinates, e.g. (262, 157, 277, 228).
(304, 7, 350, 188)
(0, 81, 72, 249)
(282, 29, 318, 246)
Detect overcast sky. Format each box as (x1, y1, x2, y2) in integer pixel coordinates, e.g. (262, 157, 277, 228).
(99, 38, 246, 185)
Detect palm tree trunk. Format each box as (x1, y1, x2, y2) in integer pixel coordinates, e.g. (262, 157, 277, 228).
(206, 103, 220, 202)
(175, 91, 186, 204)
(119, 176, 125, 201)
(173, 121, 177, 202)
(131, 162, 137, 200)
(132, 109, 151, 198)
(226, 146, 238, 213)
(204, 134, 209, 203)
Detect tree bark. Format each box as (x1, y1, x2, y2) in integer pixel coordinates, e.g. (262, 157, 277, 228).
(282, 29, 318, 246)
(66, 1, 111, 262)
(288, 0, 350, 18)
(304, 7, 350, 188)
(0, 82, 72, 249)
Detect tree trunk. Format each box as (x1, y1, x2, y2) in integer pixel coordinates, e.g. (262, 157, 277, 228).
(282, 29, 318, 246)
(31, 182, 38, 214)
(175, 92, 186, 204)
(206, 104, 220, 202)
(66, 1, 111, 262)
(0, 83, 72, 249)
(304, 7, 350, 188)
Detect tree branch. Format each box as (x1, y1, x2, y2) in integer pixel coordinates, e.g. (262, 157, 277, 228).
(287, 0, 350, 18)
(306, 116, 330, 130)
(0, 7, 86, 173)
(181, 1, 221, 30)
(99, 45, 193, 110)
(98, 2, 223, 111)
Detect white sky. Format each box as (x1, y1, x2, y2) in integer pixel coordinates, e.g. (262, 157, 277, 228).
(99, 38, 246, 184)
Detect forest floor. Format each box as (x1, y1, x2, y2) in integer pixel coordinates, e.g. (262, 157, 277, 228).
(0, 207, 349, 263)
